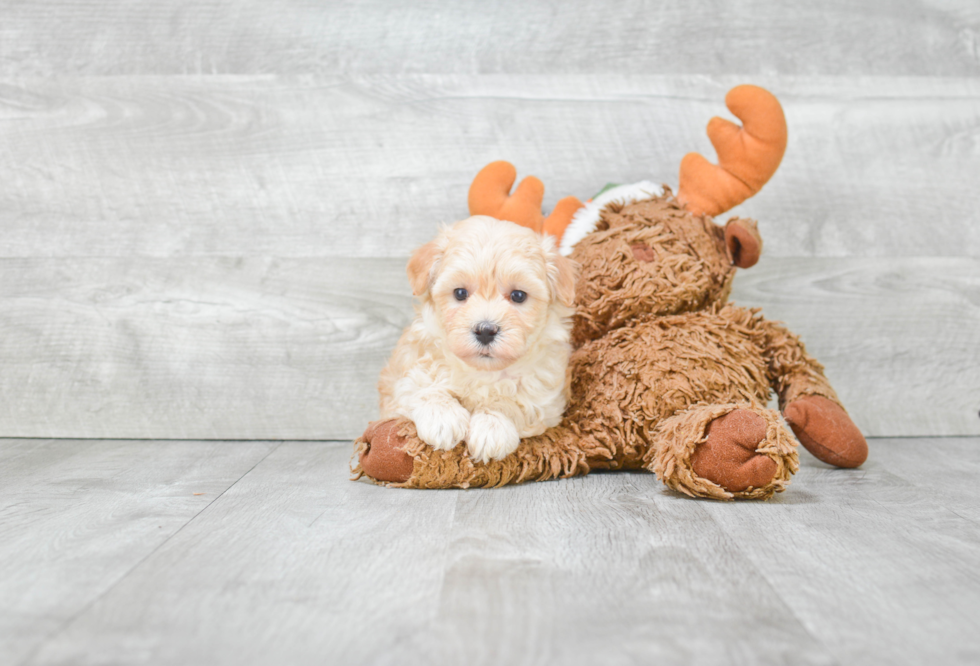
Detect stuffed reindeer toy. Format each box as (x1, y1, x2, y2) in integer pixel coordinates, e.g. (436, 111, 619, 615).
(354, 85, 868, 500)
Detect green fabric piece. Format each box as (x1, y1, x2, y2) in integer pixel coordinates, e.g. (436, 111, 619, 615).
(592, 183, 622, 199)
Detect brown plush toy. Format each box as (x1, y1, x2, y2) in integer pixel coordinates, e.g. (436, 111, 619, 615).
(353, 85, 868, 500)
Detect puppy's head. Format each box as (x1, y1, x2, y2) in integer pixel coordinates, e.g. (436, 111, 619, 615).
(407, 216, 576, 371)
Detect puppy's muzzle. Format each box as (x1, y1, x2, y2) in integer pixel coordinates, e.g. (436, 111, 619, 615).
(473, 321, 500, 346)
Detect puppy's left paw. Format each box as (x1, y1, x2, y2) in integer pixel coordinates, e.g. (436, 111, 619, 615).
(413, 398, 470, 451)
(466, 411, 521, 463)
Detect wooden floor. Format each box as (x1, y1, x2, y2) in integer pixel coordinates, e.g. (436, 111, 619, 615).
(2, 437, 978, 666)
(2, 1, 979, 663)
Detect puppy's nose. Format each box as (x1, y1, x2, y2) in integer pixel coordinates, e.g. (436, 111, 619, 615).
(473, 321, 499, 346)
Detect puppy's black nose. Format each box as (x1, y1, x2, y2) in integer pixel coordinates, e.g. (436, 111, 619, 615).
(473, 321, 499, 346)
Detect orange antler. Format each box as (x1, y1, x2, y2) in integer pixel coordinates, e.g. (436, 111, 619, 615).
(468, 161, 581, 243)
(676, 85, 787, 217)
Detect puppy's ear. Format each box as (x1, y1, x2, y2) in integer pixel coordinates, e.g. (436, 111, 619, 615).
(543, 238, 578, 308)
(406, 240, 441, 296)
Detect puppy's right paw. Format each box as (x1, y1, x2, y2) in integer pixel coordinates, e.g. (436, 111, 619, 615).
(413, 399, 470, 451)
(466, 411, 521, 463)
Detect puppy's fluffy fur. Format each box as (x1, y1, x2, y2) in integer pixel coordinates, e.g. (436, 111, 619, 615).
(378, 216, 577, 463)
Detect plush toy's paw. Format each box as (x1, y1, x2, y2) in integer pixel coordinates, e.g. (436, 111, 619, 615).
(414, 398, 470, 451)
(651, 404, 796, 500)
(691, 409, 778, 492)
(784, 395, 868, 468)
(358, 420, 416, 483)
(466, 411, 520, 463)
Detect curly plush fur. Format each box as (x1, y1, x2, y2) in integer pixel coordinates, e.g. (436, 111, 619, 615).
(354, 192, 867, 500)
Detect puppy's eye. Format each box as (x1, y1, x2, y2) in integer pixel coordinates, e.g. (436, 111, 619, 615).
(510, 290, 527, 304)
(453, 288, 468, 301)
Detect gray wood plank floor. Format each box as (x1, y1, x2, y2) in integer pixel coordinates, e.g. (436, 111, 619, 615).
(2, 2, 979, 664)
(2, 437, 977, 666)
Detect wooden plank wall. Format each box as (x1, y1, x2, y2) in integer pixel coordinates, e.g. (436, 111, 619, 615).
(1, 1, 978, 439)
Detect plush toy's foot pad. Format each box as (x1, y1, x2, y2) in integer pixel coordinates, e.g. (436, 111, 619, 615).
(691, 409, 778, 492)
(358, 420, 415, 483)
(784, 395, 868, 468)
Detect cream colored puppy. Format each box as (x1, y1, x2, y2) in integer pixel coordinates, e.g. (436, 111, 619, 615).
(378, 216, 577, 463)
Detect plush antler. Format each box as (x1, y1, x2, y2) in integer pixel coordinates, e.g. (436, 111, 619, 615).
(676, 85, 788, 217)
(468, 161, 582, 243)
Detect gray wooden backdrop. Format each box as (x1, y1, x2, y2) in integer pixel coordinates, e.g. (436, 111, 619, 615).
(1, 1, 978, 440)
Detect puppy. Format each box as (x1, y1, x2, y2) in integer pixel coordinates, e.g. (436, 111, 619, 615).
(378, 216, 577, 463)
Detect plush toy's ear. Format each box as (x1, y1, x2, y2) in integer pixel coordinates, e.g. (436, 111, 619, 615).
(543, 237, 578, 307)
(406, 240, 441, 296)
(724, 218, 763, 268)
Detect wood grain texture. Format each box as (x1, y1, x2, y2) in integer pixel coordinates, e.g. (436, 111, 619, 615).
(2, 3, 977, 662)
(0, 2, 976, 440)
(1, 1, 978, 77)
(735, 256, 980, 438)
(702, 439, 980, 665)
(12, 438, 980, 665)
(2, 75, 979, 259)
(22, 440, 461, 666)
(1, 256, 976, 440)
(0, 257, 412, 439)
(0, 438, 278, 666)
(426, 473, 834, 666)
